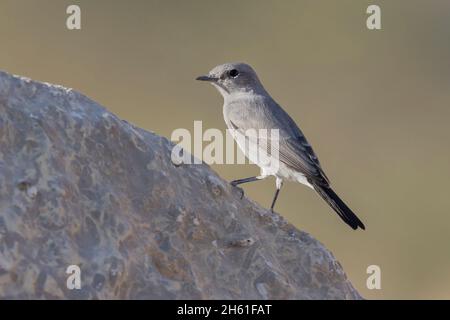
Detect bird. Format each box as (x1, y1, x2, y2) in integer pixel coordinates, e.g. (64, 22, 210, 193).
(196, 62, 365, 230)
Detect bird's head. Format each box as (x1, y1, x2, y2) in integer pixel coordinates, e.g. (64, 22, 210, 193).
(196, 62, 265, 98)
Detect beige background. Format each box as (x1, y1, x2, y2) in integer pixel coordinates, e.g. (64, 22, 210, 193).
(1, 0, 450, 299)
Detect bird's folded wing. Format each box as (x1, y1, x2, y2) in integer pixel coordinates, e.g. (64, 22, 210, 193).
(229, 119, 330, 186)
(276, 136, 330, 185)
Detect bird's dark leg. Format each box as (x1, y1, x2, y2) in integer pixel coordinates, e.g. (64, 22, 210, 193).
(230, 175, 267, 199)
(270, 178, 283, 212)
(230, 176, 260, 186)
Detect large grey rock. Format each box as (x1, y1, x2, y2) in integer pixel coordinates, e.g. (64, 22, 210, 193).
(0, 71, 361, 299)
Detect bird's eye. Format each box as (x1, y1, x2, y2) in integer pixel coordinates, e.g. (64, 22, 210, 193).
(229, 69, 239, 78)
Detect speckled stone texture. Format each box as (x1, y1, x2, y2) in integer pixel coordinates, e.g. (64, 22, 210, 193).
(0, 71, 361, 300)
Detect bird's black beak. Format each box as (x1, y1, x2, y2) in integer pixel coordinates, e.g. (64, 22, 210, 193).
(196, 75, 218, 82)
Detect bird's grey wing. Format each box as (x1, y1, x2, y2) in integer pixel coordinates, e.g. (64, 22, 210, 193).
(225, 98, 330, 186)
(276, 135, 330, 185)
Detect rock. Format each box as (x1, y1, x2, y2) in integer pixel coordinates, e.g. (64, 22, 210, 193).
(0, 70, 362, 299)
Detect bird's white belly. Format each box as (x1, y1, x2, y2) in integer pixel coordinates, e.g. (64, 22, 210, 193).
(275, 163, 313, 188)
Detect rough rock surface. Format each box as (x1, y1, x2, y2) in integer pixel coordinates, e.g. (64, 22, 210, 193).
(0, 70, 361, 299)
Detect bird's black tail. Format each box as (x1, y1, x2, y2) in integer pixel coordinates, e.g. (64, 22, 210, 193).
(313, 184, 365, 230)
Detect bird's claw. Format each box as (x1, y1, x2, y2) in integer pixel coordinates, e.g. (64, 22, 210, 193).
(230, 183, 244, 199)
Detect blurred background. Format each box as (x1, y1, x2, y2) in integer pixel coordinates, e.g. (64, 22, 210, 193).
(1, 0, 450, 299)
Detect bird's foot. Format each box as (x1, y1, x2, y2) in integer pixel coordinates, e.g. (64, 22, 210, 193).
(230, 182, 244, 199)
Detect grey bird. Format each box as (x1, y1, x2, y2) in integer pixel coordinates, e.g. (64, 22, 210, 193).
(196, 62, 365, 230)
